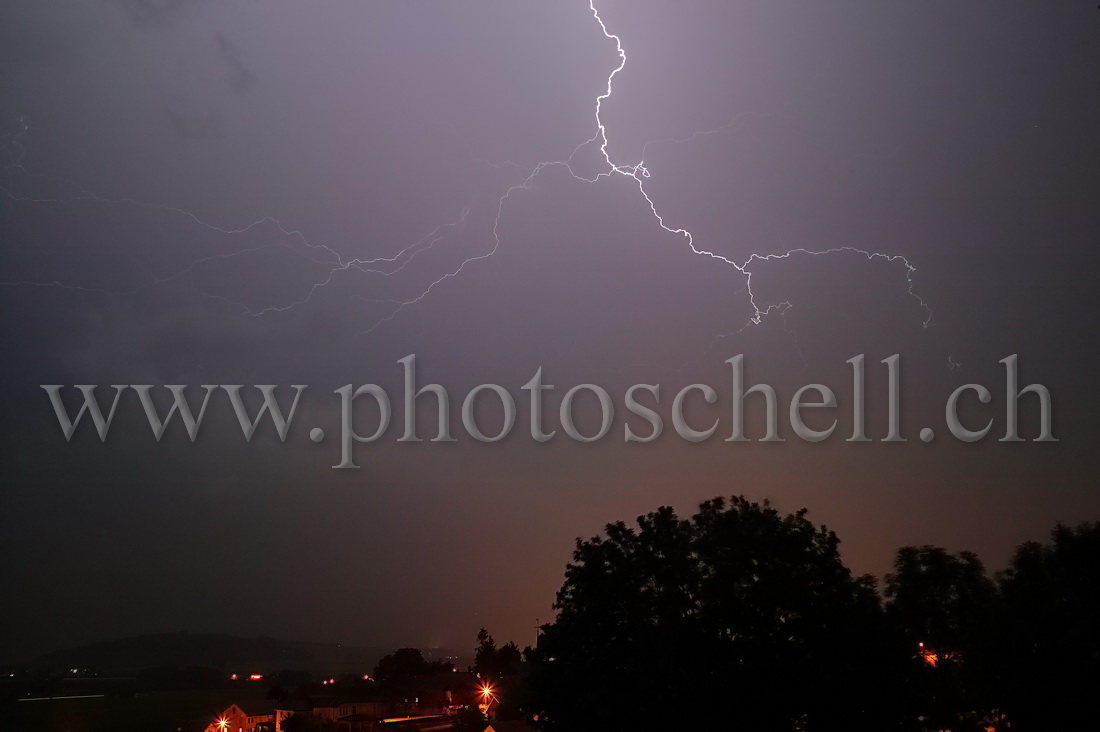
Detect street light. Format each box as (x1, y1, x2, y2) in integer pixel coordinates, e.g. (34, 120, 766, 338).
(478, 684, 497, 715)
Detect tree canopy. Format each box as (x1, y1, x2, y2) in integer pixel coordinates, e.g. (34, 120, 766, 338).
(524, 498, 1099, 732)
(474, 628, 522, 680)
(996, 522, 1100, 729)
(528, 496, 906, 731)
(372, 647, 454, 695)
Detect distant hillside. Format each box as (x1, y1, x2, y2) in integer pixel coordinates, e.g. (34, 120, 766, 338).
(22, 632, 415, 675)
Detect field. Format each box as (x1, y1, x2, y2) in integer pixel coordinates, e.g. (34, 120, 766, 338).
(0, 688, 269, 732)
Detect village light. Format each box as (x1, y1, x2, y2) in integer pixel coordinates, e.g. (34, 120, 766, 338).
(479, 683, 498, 714)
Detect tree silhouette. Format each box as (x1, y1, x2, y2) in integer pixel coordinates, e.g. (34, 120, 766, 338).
(472, 628, 528, 720)
(474, 628, 497, 677)
(474, 628, 524, 680)
(995, 522, 1100, 730)
(451, 704, 488, 731)
(884, 546, 1000, 728)
(527, 496, 908, 731)
(373, 647, 430, 695)
(885, 546, 998, 654)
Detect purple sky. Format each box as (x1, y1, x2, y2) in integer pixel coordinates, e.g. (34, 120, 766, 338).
(1, 0, 1098, 662)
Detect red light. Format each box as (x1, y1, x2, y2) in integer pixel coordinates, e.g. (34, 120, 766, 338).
(249, 674, 263, 681)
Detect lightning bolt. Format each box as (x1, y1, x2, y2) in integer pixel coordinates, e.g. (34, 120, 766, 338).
(360, 0, 931, 341)
(1, 0, 931, 351)
(580, 1, 930, 329)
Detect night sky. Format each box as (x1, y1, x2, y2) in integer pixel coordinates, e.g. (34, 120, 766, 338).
(2, 0, 1098, 664)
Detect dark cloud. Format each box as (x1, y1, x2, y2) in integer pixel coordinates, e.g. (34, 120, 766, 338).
(0, 2, 83, 73)
(161, 106, 221, 142)
(214, 34, 257, 96)
(113, 0, 201, 31)
(2, 0, 1097, 663)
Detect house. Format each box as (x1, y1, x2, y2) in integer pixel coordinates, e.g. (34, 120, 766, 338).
(209, 673, 484, 732)
(271, 695, 408, 732)
(203, 702, 276, 732)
